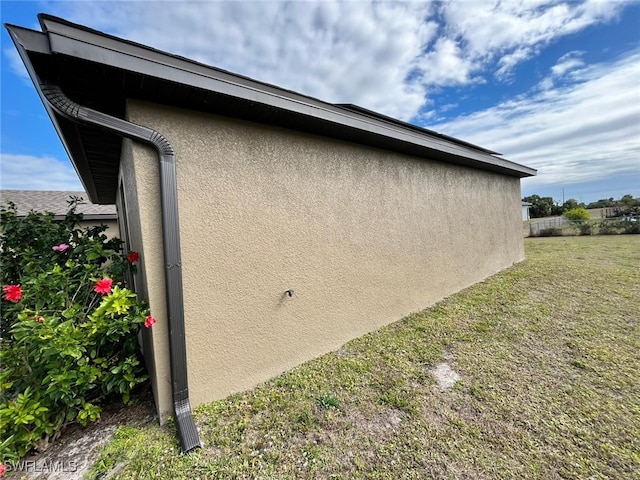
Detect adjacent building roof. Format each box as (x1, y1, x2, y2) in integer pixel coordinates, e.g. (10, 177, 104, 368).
(0, 190, 117, 220)
(6, 14, 536, 205)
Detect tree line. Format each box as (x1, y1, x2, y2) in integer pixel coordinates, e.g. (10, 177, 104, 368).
(523, 194, 639, 219)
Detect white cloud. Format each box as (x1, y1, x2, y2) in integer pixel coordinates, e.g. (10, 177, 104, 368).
(551, 51, 585, 77)
(539, 51, 587, 90)
(3, 48, 29, 80)
(56, 1, 438, 121)
(427, 51, 640, 188)
(496, 47, 535, 81)
(53, 0, 625, 121)
(0, 154, 83, 191)
(416, 37, 479, 86)
(442, 0, 622, 79)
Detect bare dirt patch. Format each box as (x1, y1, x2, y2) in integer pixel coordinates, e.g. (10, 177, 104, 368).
(430, 361, 461, 390)
(345, 406, 405, 436)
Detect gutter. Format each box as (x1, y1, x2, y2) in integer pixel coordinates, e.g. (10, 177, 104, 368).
(39, 84, 201, 453)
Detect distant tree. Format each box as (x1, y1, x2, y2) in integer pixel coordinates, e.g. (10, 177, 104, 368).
(587, 194, 639, 215)
(523, 195, 561, 218)
(619, 194, 638, 208)
(562, 198, 585, 211)
(587, 198, 612, 209)
(587, 194, 640, 209)
(527, 193, 639, 218)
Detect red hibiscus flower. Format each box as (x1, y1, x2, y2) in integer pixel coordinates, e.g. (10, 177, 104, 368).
(127, 251, 140, 263)
(144, 315, 157, 328)
(94, 278, 113, 295)
(3, 284, 22, 302)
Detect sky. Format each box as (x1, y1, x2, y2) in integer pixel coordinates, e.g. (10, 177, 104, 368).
(1, 0, 639, 205)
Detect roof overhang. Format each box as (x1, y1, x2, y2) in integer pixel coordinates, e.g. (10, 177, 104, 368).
(6, 14, 536, 204)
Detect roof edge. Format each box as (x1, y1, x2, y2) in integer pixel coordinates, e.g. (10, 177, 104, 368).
(8, 15, 537, 180)
(4, 23, 105, 202)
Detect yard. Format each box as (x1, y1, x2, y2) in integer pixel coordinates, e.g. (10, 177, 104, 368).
(66, 236, 640, 478)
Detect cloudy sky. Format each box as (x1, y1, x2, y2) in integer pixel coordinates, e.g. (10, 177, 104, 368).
(1, 0, 639, 204)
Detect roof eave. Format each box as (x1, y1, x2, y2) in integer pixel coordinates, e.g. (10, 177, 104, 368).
(5, 23, 105, 203)
(35, 14, 536, 179)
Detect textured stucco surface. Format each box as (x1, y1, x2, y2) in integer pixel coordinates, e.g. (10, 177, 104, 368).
(126, 100, 524, 417)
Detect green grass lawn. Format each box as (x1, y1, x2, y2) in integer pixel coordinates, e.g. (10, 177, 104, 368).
(88, 236, 640, 479)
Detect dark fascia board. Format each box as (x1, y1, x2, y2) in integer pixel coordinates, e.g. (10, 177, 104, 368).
(5, 24, 103, 201)
(11, 15, 536, 178)
(336, 104, 501, 156)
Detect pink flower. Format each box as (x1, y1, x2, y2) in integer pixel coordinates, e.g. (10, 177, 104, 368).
(36, 315, 45, 323)
(144, 316, 157, 328)
(0, 464, 6, 477)
(127, 251, 140, 263)
(52, 243, 69, 252)
(94, 278, 113, 295)
(3, 284, 22, 302)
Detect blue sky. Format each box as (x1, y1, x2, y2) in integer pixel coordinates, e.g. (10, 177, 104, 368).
(1, 0, 639, 205)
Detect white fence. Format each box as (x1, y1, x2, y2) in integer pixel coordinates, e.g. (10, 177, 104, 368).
(528, 217, 567, 236)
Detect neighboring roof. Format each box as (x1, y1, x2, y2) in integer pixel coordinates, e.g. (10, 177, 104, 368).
(0, 190, 117, 220)
(522, 201, 533, 206)
(6, 14, 536, 205)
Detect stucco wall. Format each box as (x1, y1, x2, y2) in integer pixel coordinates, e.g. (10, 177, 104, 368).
(78, 220, 119, 238)
(126, 100, 524, 420)
(118, 138, 173, 422)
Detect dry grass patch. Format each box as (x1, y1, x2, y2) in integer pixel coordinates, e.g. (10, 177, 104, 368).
(86, 236, 640, 479)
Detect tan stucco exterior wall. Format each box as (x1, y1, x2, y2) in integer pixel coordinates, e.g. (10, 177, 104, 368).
(78, 219, 119, 238)
(118, 138, 173, 422)
(126, 100, 524, 421)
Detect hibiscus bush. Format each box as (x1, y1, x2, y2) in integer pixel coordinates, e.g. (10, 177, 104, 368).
(0, 198, 154, 464)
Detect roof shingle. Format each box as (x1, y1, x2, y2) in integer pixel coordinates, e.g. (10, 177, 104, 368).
(0, 190, 117, 219)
